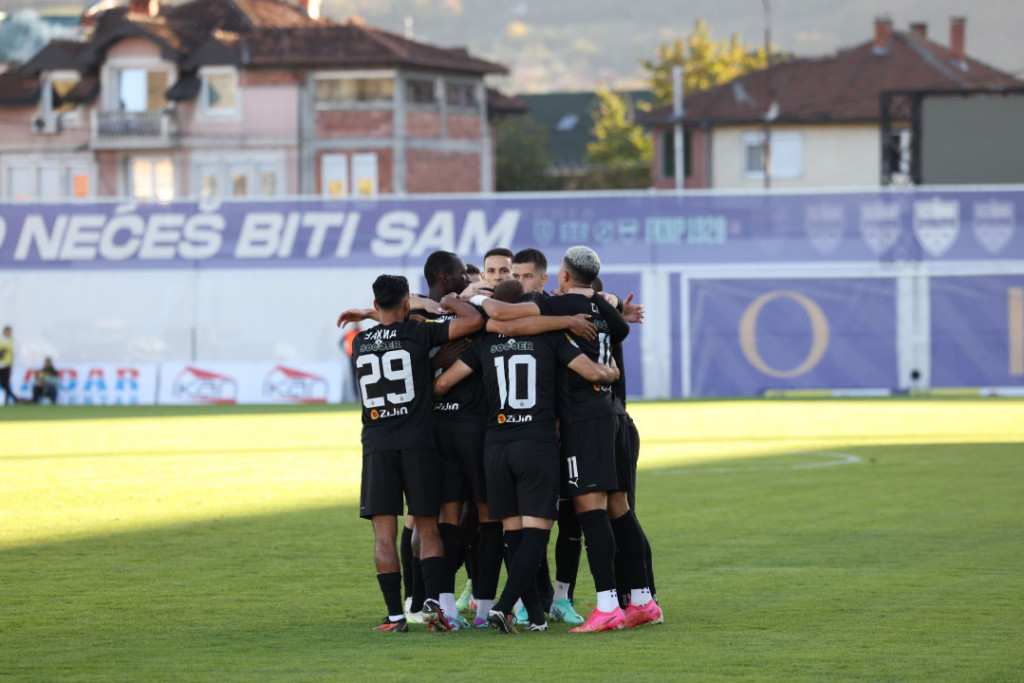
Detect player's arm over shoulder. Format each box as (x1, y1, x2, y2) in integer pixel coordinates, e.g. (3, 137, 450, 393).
(568, 352, 619, 384)
(440, 293, 484, 339)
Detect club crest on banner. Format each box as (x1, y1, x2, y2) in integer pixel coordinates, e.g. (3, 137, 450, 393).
(617, 218, 640, 245)
(858, 202, 902, 255)
(592, 219, 616, 245)
(532, 219, 555, 246)
(803, 203, 845, 255)
(913, 197, 960, 257)
(972, 199, 1015, 255)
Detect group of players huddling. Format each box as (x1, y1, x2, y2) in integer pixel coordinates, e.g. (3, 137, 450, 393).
(337, 245, 660, 634)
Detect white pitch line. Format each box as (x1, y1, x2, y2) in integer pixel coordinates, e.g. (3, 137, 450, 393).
(658, 451, 862, 474)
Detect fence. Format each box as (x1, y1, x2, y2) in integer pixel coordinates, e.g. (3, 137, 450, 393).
(1, 187, 1022, 401)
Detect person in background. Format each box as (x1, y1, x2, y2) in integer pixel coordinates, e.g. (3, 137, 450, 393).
(32, 357, 59, 405)
(482, 248, 514, 287)
(0, 326, 20, 405)
(466, 263, 483, 284)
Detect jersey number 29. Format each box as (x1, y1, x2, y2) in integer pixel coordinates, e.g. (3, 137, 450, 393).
(358, 350, 414, 408)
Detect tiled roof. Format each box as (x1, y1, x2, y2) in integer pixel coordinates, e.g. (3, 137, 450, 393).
(236, 22, 505, 74)
(0, 0, 507, 108)
(640, 30, 1023, 126)
(0, 70, 40, 105)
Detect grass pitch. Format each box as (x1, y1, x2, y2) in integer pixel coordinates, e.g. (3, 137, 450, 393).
(1, 399, 1022, 681)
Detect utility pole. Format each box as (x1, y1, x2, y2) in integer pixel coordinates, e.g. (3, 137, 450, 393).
(673, 65, 685, 191)
(763, 0, 772, 189)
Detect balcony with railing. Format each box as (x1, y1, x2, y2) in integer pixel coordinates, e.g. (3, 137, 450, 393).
(91, 109, 177, 149)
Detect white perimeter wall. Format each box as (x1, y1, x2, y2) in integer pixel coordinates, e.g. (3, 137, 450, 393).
(0, 267, 422, 366)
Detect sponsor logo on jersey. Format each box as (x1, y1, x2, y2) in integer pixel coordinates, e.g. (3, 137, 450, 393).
(490, 339, 535, 353)
(497, 413, 532, 424)
(433, 401, 460, 411)
(371, 406, 408, 420)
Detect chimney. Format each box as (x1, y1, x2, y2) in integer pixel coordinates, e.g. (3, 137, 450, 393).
(950, 17, 966, 64)
(299, 0, 321, 20)
(910, 22, 927, 39)
(129, 0, 159, 17)
(873, 16, 893, 54)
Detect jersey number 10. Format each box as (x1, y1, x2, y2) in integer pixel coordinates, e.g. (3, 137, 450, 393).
(493, 354, 537, 409)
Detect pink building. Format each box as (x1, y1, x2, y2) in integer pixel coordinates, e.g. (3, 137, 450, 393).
(0, 0, 515, 200)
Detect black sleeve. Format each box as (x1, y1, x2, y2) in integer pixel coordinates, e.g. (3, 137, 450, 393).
(593, 293, 629, 344)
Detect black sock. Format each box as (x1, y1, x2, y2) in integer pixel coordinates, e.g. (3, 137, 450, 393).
(495, 528, 550, 615)
(419, 556, 445, 603)
(474, 521, 504, 600)
(439, 522, 459, 595)
(400, 526, 414, 600)
(377, 572, 403, 618)
(576, 509, 617, 593)
(610, 511, 650, 595)
(410, 556, 425, 612)
(555, 503, 583, 586)
(641, 518, 656, 598)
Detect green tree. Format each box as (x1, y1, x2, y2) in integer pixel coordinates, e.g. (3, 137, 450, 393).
(642, 18, 777, 102)
(494, 117, 564, 192)
(582, 86, 653, 190)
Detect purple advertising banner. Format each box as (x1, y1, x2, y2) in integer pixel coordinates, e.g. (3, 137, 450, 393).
(930, 275, 1024, 388)
(689, 278, 898, 397)
(0, 189, 1021, 269)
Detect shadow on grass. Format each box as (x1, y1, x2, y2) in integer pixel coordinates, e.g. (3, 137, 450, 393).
(0, 402, 361, 423)
(3, 441, 1022, 681)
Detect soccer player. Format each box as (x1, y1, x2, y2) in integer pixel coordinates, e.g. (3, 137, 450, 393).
(422, 251, 598, 628)
(351, 274, 482, 632)
(474, 246, 660, 632)
(482, 247, 513, 287)
(511, 248, 549, 294)
(434, 279, 619, 634)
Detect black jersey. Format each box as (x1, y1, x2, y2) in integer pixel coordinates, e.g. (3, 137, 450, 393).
(462, 330, 584, 445)
(420, 308, 487, 433)
(536, 293, 628, 423)
(354, 319, 450, 452)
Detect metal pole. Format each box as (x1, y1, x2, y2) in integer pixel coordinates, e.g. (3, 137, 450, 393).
(673, 65, 685, 191)
(763, 0, 772, 189)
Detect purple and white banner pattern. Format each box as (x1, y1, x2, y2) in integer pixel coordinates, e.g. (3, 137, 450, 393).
(0, 189, 1021, 269)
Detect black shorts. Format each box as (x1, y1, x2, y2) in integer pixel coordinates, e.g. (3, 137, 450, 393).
(559, 417, 628, 498)
(620, 413, 641, 509)
(485, 440, 559, 521)
(359, 448, 441, 520)
(435, 429, 487, 504)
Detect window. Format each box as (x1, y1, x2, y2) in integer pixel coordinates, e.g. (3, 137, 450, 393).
(201, 67, 239, 116)
(886, 128, 911, 179)
(2, 155, 95, 200)
(321, 154, 348, 198)
(130, 157, 175, 201)
(406, 77, 437, 105)
(321, 153, 378, 198)
(660, 129, 692, 178)
(117, 68, 169, 112)
(48, 71, 80, 114)
(352, 153, 378, 198)
(315, 75, 394, 107)
(445, 82, 476, 108)
(192, 152, 283, 198)
(743, 131, 803, 180)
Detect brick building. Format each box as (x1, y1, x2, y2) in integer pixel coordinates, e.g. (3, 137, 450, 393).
(0, 0, 515, 200)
